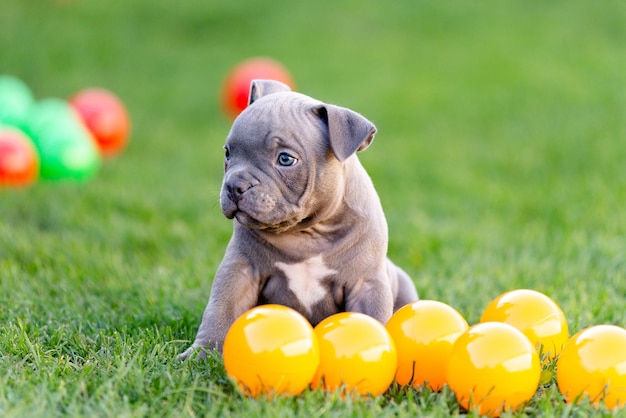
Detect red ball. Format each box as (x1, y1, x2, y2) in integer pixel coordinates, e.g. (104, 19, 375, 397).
(0, 126, 39, 187)
(69, 88, 130, 157)
(221, 57, 295, 119)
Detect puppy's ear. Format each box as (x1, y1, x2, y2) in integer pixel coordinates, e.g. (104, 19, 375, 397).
(249, 79, 292, 105)
(314, 104, 377, 162)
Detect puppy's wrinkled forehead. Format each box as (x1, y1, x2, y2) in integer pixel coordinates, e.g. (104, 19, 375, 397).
(227, 92, 327, 149)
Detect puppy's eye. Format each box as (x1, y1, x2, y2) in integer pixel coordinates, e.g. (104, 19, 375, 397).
(277, 153, 297, 167)
(224, 146, 230, 161)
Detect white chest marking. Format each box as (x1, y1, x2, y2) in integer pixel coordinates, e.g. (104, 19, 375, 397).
(275, 255, 336, 313)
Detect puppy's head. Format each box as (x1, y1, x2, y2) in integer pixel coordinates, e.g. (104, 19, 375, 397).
(220, 80, 376, 233)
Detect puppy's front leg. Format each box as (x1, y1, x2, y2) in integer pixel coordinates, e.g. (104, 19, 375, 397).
(345, 274, 394, 324)
(179, 256, 258, 360)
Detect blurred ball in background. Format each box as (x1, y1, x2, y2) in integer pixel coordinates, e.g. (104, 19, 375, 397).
(0, 75, 34, 131)
(0, 125, 39, 187)
(221, 57, 295, 120)
(70, 88, 130, 157)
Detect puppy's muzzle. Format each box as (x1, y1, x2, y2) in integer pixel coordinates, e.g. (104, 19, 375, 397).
(221, 170, 260, 220)
(226, 177, 254, 203)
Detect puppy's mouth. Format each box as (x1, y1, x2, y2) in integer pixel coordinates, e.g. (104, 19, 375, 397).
(233, 210, 262, 228)
(234, 210, 301, 234)
(221, 191, 305, 234)
(222, 202, 303, 234)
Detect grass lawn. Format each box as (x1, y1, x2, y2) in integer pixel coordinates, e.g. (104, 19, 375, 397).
(1, 0, 625, 416)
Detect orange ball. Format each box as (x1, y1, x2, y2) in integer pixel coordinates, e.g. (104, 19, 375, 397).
(385, 300, 468, 391)
(222, 304, 320, 397)
(69, 88, 130, 157)
(481, 289, 568, 360)
(446, 322, 541, 417)
(556, 325, 626, 409)
(221, 57, 295, 119)
(0, 126, 39, 187)
(312, 312, 397, 396)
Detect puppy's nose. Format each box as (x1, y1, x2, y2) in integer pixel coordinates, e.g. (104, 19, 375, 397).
(226, 178, 253, 201)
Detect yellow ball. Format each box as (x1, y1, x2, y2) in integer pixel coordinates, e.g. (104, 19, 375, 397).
(222, 304, 320, 397)
(556, 325, 626, 409)
(385, 300, 468, 391)
(312, 312, 397, 396)
(480, 289, 569, 360)
(446, 322, 541, 417)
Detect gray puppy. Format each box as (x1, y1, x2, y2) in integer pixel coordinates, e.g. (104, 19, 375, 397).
(180, 80, 418, 359)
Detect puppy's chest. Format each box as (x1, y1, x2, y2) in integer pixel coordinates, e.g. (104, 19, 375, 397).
(259, 255, 344, 322)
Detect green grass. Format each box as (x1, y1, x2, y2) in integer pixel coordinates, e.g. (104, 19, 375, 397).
(1, 0, 625, 416)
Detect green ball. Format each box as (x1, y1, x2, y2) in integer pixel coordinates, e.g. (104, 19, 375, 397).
(26, 99, 101, 181)
(25, 99, 81, 142)
(0, 75, 35, 129)
(37, 137, 101, 181)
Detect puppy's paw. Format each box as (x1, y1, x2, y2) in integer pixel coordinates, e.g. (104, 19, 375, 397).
(178, 345, 207, 362)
